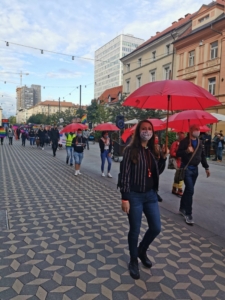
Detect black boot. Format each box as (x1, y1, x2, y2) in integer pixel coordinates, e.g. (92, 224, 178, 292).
(66, 157, 69, 164)
(138, 247, 152, 268)
(128, 258, 140, 280)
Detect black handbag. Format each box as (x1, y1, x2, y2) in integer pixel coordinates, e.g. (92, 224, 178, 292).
(174, 141, 200, 184)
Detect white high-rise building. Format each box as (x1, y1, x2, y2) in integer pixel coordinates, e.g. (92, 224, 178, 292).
(94, 34, 144, 99)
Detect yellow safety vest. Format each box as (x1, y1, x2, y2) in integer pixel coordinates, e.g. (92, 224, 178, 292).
(66, 133, 75, 147)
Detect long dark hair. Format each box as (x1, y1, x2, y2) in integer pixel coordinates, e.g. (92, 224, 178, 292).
(128, 119, 159, 164)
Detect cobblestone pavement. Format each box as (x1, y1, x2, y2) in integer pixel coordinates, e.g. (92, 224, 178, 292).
(0, 142, 225, 300)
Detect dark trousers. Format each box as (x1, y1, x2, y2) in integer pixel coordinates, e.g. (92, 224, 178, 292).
(9, 137, 13, 145)
(180, 167, 198, 216)
(205, 144, 211, 158)
(40, 138, 45, 148)
(86, 139, 89, 150)
(52, 141, 58, 156)
(22, 138, 26, 146)
(213, 145, 217, 160)
(127, 190, 161, 259)
(0, 137, 4, 145)
(217, 147, 223, 161)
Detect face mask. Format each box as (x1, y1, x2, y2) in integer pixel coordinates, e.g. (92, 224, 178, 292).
(140, 130, 153, 141)
(77, 133, 82, 137)
(192, 131, 200, 138)
(105, 135, 109, 139)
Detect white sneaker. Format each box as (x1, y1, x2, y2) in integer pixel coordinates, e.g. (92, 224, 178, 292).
(42, 147, 44, 150)
(78, 170, 82, 175)
(102, 173, 105, 177)
(74, 171, 78, 176)
(108, 173, 112, 178)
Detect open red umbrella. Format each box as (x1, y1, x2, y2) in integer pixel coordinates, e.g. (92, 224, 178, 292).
(167, 110, 217, 132)
(94, 123, 120, 131)
(121, 128, 133, 143)
(60, 123, 87, 134)
(171, 125, 210, 133)
(123, 80, 220, 148)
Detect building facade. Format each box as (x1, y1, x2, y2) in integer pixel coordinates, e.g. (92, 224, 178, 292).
(121, 14, 194, 96)
(174, 0, 225, 132)
(94, 34, 144, 99)
(16, 84, 41, 110)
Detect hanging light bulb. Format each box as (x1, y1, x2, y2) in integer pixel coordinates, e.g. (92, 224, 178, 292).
(72, 56, 74, 60)
(41, 50, 43, 54)
(6, 42, 9, 46)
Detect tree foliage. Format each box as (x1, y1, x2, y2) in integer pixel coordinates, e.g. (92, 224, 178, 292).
(9, 116, 16, 125)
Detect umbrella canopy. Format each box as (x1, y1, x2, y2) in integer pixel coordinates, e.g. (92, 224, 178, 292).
(121, 119, 166, 143)
(94, 123, 120, 131)
(210, 113, 225, 122)
(171, 125, 210, 133)
(123, 80, 220, 110)
(60, 123, 87, 134)
(167, 110, 218, 132)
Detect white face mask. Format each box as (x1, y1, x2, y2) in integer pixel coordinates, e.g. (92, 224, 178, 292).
(192, 130, 200, 138)
(140, 130, 153, 141)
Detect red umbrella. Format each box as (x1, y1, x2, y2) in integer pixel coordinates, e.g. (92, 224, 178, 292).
(171, 125, 210, 133)
(60, 123, 87, 134)
(94, 123, 120, 131)
(167, 110, 217, 132)
(121, 119, 165, 143)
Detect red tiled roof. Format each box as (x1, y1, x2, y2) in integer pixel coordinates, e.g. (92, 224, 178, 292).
(34, 100, 87, 109)
(98, 86, 122, 104)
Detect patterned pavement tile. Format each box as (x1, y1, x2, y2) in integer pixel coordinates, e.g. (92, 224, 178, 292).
(0, 142, 225, 299)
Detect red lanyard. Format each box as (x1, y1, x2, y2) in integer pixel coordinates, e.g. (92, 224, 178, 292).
(143, 148, 152, 178)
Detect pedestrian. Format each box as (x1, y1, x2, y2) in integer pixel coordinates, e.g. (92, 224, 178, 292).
(16, 127, 21, 140)
(21, 130, 27, 146)
(8, 125, 14, 145)
(38, 125, 46, 150)
(29, 127, 35, 147)
(65, 132, 76, 166)
(170, 131, 185, 197)
(204, 130, 211, 159)
(177, 124, 210, 225)
(0, 127, 6, 145)
(212, 132, 218, 161)
(50, 124, 60, 157)
(83, 129, 90, 150)
(119, 120, 168, 280)
(72, 128, 87, 176)
(216, 133, 224, 162)
(99, 131, 113, 178)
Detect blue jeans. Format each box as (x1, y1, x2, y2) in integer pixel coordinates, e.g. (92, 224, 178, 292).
(101, 150, 112, 172)
(217, 147, 223, 161)
(30, 137, 35, 146)
(127, 190, 161, 259)
(74, 152, 83, 165)
(180, 167, 198, 216)
(66, 146, 74, 164)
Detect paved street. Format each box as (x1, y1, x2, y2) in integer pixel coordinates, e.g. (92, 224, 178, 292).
(0, 140, 225, 300)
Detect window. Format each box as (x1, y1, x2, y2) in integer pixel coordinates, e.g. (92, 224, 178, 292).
(138, 58, 142, 67)
(166, 45, 170, 55)
(189, 50, 195, 66)
(164, 66, 170, 80)
(211, 41, 218, 59)
(152, 51, 156, 60)
(199, 15, 209, 23)
(137, 76, 141, 88)
(126, 80, 130, 93)
(208, 78, 216, 95)
(150, 71, 156, 82)
(126, 64, 130, 72)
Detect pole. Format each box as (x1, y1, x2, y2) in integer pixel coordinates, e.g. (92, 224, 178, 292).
(58, 97, 60, 115)
(48, 104, 49, 119)
(165, 95, 170, 150)
(79, 85, 82, 109)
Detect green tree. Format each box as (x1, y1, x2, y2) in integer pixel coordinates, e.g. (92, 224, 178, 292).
(27, 114, 48, 124)
(76, 107, 86, 118)
(9, 116, 16, 125)
(87, 100, 98, 123)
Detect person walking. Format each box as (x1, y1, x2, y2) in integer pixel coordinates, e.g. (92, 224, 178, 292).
(65, 132, 76, 166)
(216, 133, 224, 162)
(21, 130, 27, 147)
(16, 127, 21, 140)
(212, 132, 218, 161)
(29, 127, 35, 147)
(0, 127, 6, 145)
(83, 129, 90, 150)
(119, 120, 168, 280)
(204, 130, 211, 159)
(99, 131, 113, 178)
(72, 128, 87, 176)
(8, 125, 14, 145)
(38, 125, 46, 150)
(177, 124, 210, 225)
(50, 124, 60, 157)
(170, 131, 185, 197)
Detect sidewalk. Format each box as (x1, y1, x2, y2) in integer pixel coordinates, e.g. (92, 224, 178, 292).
(0, 141, 225, 300)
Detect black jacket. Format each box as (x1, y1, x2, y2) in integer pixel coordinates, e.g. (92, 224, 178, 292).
(99, 138, 112, 153)
(177, 137, 209, 169)
(29, 129, 35, 137)
(203, 134, 211, 145)
(50, 128, 60, 142)
(38, 129, 46, 139)
(72, 136, 87, 153)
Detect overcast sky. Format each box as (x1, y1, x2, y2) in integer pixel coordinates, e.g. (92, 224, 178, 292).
(0, 0, 207, 117)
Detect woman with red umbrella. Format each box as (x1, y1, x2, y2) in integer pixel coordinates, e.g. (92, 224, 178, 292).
(119, 120, 168, 280)
(99, 131, 113, 178)
(177, 124, 210, 225)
